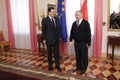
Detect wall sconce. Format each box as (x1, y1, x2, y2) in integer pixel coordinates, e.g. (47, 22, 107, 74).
(40, 10, 45, 18)
(37, 10, 45, 31)
(102, 22, 106, 26)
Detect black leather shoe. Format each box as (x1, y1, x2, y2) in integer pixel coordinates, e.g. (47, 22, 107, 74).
(73, 68, 78, 72)
(48, 67, 53, 71)
(56, 67, 61, 72)
(81, 70, 86, 74)
(57, 68, 61, 72)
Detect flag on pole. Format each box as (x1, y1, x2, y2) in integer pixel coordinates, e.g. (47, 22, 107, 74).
(80, 0, 88, 21)
(57, 0, 67, 42)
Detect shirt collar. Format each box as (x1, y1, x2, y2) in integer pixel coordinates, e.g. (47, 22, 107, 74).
(49, 16, 55, 20)
(49, 16, 52, 20)
(78, 18, 83, 24)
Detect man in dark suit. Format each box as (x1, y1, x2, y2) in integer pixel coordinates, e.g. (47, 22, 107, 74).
(69, 11, 91, 75)
(42, 7, 61, 72)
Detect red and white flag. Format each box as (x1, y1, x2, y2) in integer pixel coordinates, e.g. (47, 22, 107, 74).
(80, 0, 88, 21)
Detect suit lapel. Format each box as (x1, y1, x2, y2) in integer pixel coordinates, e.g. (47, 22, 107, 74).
(46, 16, 56, 29)
(78, 19, 84, 27)
(47, 16, 52, 23)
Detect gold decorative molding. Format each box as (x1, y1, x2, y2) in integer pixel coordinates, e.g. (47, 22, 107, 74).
(107, 0, 110, 31)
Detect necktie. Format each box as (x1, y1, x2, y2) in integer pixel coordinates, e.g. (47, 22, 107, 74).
(77, 20, 79, 27)
(52, 18, 55, 27)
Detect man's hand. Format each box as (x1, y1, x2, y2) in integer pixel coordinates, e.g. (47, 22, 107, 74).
(86, 44, 90, 48)
(43, 40, 46, 44)
(69, 42, 73, 45)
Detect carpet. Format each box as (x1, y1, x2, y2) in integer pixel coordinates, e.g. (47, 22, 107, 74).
(0, 61, 98, 80)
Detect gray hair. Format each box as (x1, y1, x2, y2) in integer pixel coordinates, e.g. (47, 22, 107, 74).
(75, 10, 82, 14)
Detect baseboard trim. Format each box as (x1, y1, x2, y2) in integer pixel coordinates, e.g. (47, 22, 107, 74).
(101, 52, 120, 58)
(101, 53, 107, 58)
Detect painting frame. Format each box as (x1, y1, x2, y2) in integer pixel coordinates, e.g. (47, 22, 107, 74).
(107, 0, 120, 31)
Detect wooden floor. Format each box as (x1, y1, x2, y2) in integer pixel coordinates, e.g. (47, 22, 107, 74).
(0, 49, 120, 80)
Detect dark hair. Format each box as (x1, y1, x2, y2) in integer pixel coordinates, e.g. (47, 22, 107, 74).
(48, 7, 55, 12)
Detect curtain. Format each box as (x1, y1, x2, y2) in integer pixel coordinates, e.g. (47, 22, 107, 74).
(66, 0, 80, 55)
(6, 0, 15, 48)
(29, 0, 37, 51)
(93, 0, 102, 57)
(66, 0, 81, 36)
(10, 0, 31, 49)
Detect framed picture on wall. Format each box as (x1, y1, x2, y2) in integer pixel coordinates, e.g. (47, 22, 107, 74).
(47, 4, 56, 15)
(107, 0, 120, 31)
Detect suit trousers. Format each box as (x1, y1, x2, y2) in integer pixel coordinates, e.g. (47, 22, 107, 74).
(46, 41, 60, 69)
(74, 42, 88, 71)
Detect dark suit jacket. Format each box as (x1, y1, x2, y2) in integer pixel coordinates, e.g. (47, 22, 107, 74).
(42, 16, 61, 45)
(70, 19, 91, 46)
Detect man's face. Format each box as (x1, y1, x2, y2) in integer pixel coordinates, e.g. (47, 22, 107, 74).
(49, 9, 56, 17)
(75, 12, 82, 20)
